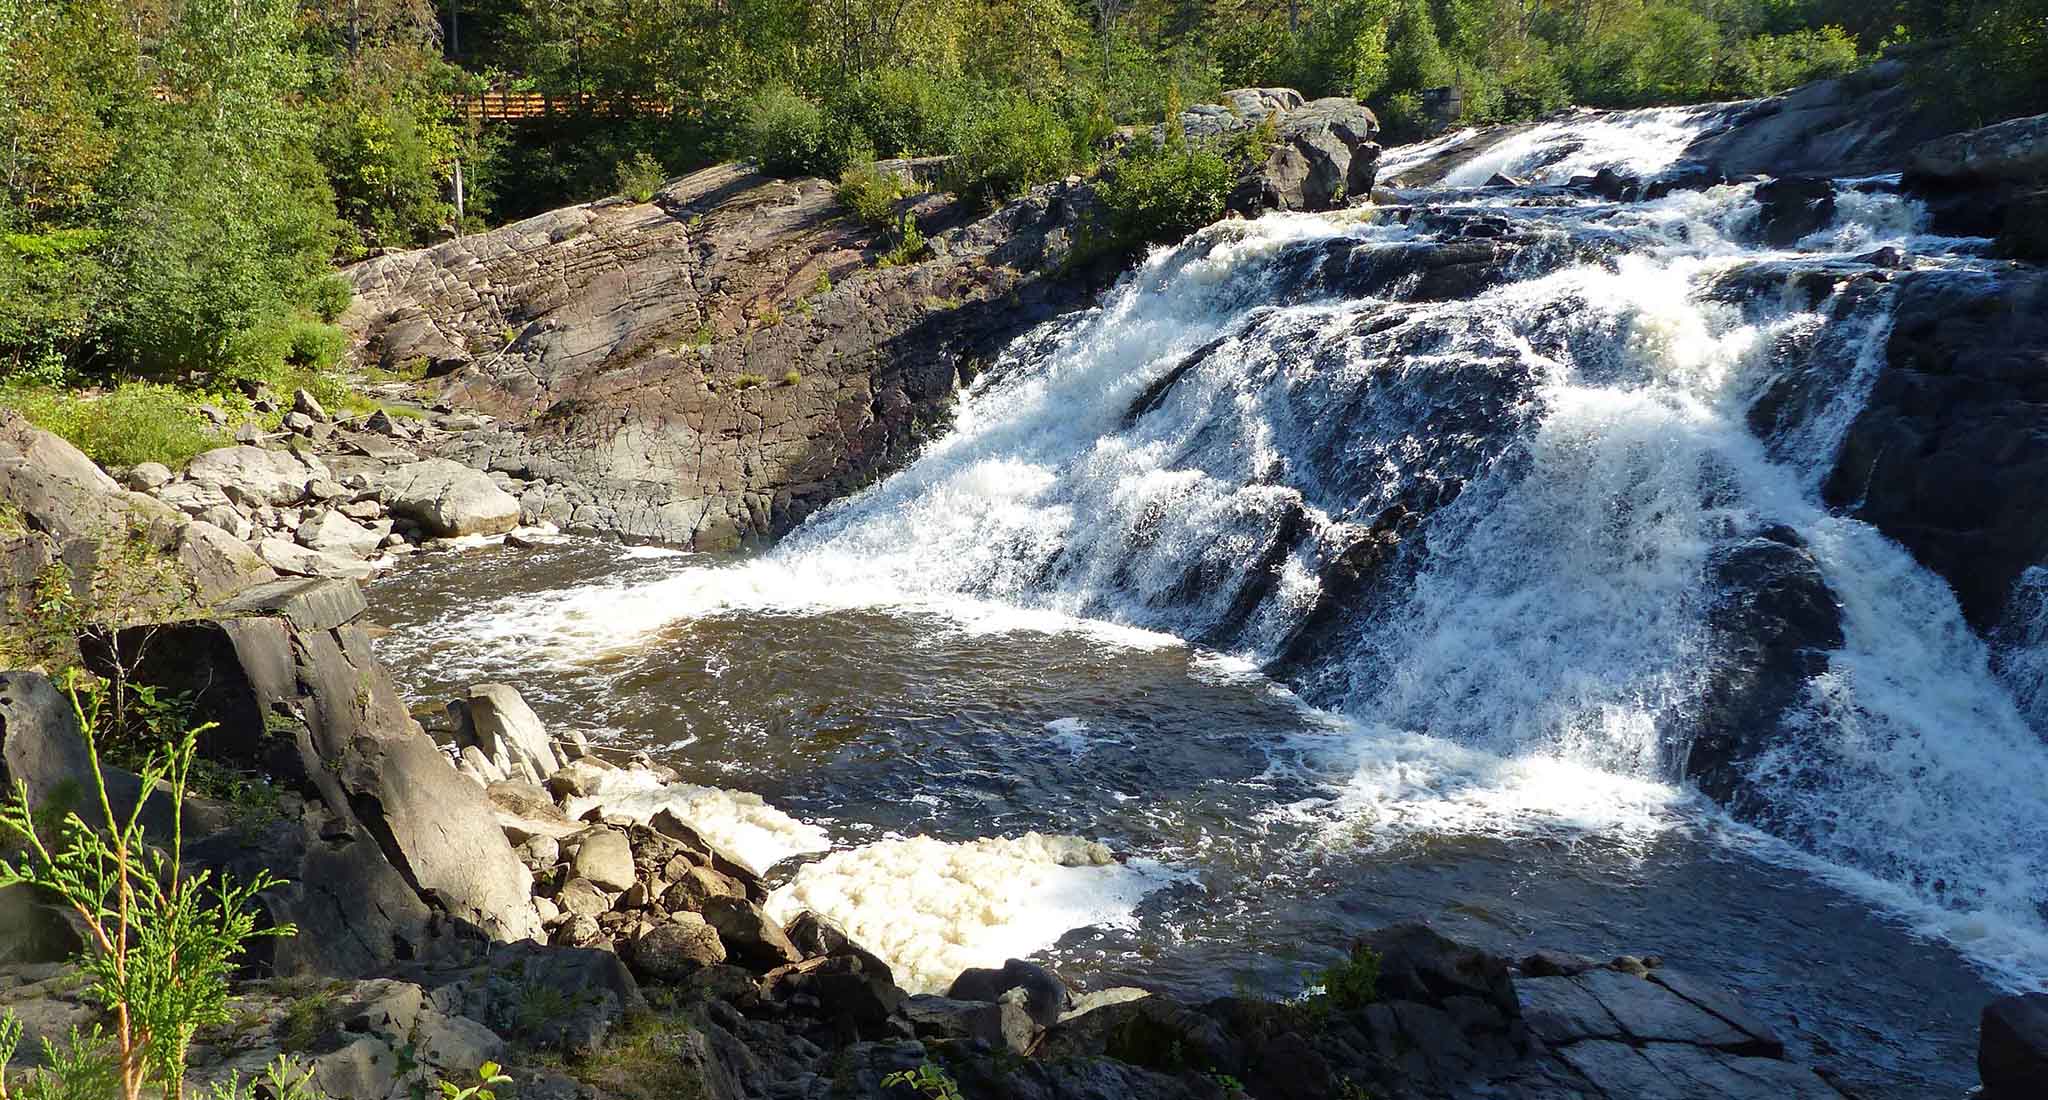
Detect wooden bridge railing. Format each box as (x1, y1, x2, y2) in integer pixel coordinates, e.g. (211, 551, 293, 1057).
(455, 90, 674, 122)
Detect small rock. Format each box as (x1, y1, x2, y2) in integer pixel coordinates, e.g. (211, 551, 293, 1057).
(551, 914, 603, 948)
(523, 835, 561, 867)
(629, 913, 727, 982)
(534, 896, 562, 925)
(120, 462, 173, 491)
(573, 830, 637, 893)
(1610, 955, 1652, 978)
(283, 411, 316, 434)
(293, 388, 330, 421)
(556, 878, 612, 920)
(255, 537, 376, 580)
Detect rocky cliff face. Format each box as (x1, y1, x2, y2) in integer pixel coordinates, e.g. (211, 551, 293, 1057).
(343, 162, 1099, 547)
(341, 91, 1382, 548)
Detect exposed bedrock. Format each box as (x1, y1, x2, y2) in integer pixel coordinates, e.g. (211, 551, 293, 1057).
(342, 89, 1382, 550)
(1823, 269, 2048, 637)
(342, 162, 1103, 549)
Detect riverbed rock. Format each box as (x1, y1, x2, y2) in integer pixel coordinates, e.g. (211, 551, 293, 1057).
(120, 462, 174, 491)
(629, 913, 727, 981)
(255, 537, 378, 580)
(343, 161, 1097, 548)
(77, 580, 544, 972)
(450, 683, 565, 784)
(1752, 176, 1836, 247)
(946, 958, 1072, 1028)
(573, 829, 638, 892)
(1823, 268, 2048, 636)
(177, 519, 279, 603)
(700, 896, 802, 970)
(368, 457, 518, 537)
(295, 510, 384, 558)
(1909, 112, 2048, 184)
(1981, 993, 2048, 1099)
(903, 994, 1038, 1054)
(185, 445, 329, 507)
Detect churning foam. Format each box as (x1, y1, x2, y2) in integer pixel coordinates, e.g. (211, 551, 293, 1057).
(561, 768, 830, 876)
(763, 834, 1171, 994)
(1438, 104, 1735, 187)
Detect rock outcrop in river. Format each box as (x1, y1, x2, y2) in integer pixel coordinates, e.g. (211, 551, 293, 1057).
(340, 90, 1381, 548)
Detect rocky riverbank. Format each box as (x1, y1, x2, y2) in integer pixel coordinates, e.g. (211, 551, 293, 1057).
(0, 354, 2039, 1100)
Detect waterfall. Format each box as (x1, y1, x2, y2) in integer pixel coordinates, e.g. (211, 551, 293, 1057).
(403, 113, 2048, 989)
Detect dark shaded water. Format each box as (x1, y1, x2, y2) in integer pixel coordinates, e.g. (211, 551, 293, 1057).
(368, 538, 1992, 1097)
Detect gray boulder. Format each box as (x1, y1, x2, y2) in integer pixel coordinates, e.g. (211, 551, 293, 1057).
(1910, 112, 2048, 184)
(177, 520, 278, 603)
(904, 994, 1038, 1054)
(255, 537, 377, 580)
(186, 445, 329, 507)
(450, 683, 564, 784)
(120, 462, 173, 491)
(372, 458, 520, 537)
(572, 829, 638, 892)
(699, 896, 802, 969)
(1173, 88, 1381, 213)
(629, 913, 727, 981)
(295, 510, 385, 559)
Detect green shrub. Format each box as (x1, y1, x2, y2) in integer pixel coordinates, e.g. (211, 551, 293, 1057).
(0, 382, 224, 469)
(946, 95, 1074, 208)
(876, 214, 929, 267)
(616, 150, 667, 202)
(828, 68, 969, 157)
(0, 675, 293, 1100)
(741, 84, 829, 178)
(283, 319, 347, 370)
(1318, 944, 1382, 1010)
(1094, 134, 1236, 253)
(303, 273, 354, 324)
(0, 229, 104, 376)
(782, 369, 802, 386)
(836, 162, 909, 230)
(732, 373, 768, 389)
(1724, 26, 1859, 99)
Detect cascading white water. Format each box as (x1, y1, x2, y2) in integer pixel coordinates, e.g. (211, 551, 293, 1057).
(401, 113, 2048, 993)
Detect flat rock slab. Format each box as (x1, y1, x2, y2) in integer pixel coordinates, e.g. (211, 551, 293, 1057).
(220, 576, 370, 631)
(255, 537, 377, 580)
(1575, 968, 1755, 1050)
(1560, 1039, 1840, 1100)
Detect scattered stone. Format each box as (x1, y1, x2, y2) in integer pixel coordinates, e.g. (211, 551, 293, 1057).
(699, 896, 802, 970)
(120, 462, 173, 491)
(255, 537, 377, 580)
(295, 510, 384, 558)
(630, 913, 727, 981)
(186, 445, 329, 506)
(293, 388, 330, 422)
(572, 832, 636, 893)
(661, 865, 745, 913)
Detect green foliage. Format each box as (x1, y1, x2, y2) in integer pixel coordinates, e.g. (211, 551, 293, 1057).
(303, 274, 354, 325)
(0, 383, 225, 470)
(836, 163, 911, 231)
(0, 676, 294, 1100)
(439, 1061, 511, 1100)
(1318, 944, 1382, 1010)
(0, 230, 104, 377)
(881, 1061, 962, 1100)
(0, 1022, 122, 1100)
(1723, 26, 1860, 98)
(1093, 134, 1237, 256)
(829, 68, 971, 158)
(946, 95, 1074, 208)
(617, 151, 669, 203)
(783, 370, 804, 386)
(876, 214, 930, 267)
(741, 85, 833, 178)
(205, 1055, 323, 1100)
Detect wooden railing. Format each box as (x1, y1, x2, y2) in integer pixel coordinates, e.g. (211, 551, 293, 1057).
(455, 89, 673, 122)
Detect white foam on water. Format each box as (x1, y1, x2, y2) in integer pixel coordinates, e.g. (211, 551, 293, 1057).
(763, 834, 1175, 994)
(1439, 104, 1736, 187)
(562, 768, 830, 876)
(1041, 717, 1096, 757)
(1375, 127, 1481, 181)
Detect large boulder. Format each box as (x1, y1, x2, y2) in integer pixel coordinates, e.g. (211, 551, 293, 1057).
(946, 958, 1073, 1029)
(177, 521, 278, 604)
(185, 445, 329, 507)
(371, 458, 520, 537)
(628, 913, 727, 981)
(295, 510, 386, 558)
(1175, 89, 1381, 213)
(78, 578, 544, 970)
(1823, 269, 2048, 635)
(449, 683, 564, 784)
(1909, 112, 2048, 184)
